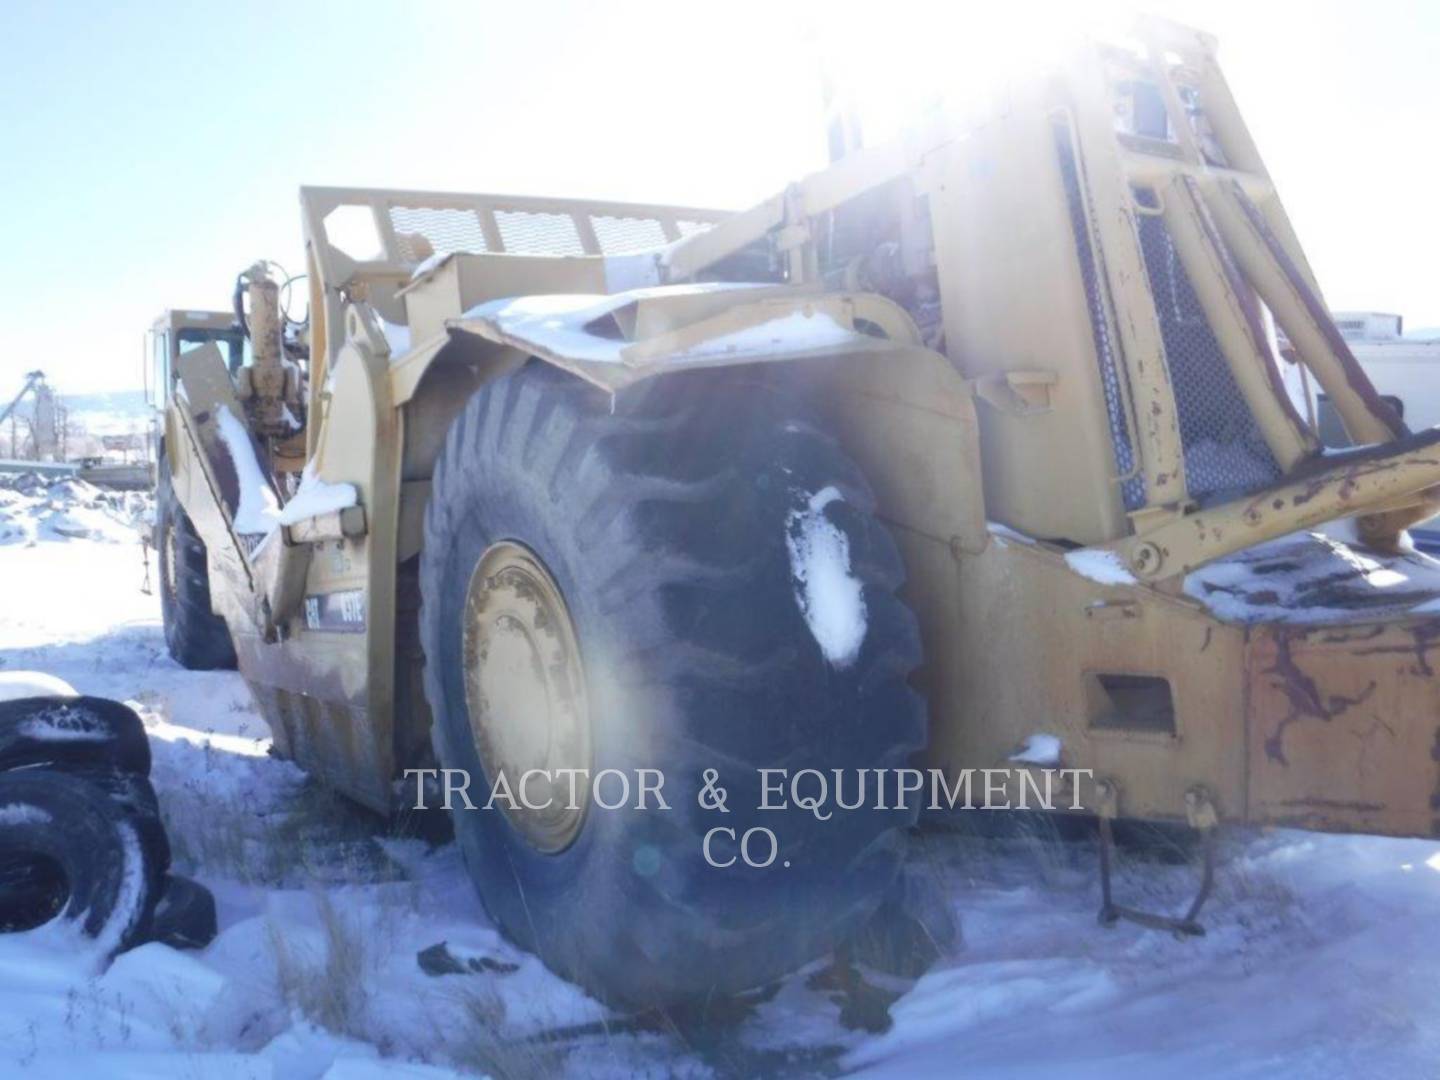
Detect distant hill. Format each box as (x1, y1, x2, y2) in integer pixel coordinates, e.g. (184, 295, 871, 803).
(59, 389, 151, 434)
(4, 388, 150, 437)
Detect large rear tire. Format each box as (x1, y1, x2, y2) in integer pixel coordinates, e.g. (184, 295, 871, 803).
(419, 363, 925, 1009)
(156, 457, 236, 671)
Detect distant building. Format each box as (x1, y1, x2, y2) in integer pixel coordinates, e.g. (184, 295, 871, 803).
(1332, 311, 1404, 343)
(1322, 311, 1440, 445)
(1317, 311, 1440, 548)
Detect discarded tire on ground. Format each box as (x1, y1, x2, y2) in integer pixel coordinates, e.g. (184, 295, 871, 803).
(420, 364, 925, 1008)
(0, 850, 67, 931)
(149, 874, 218, 950)
(0, 769, 160, 951)
(0, 691, 217, 955)
(156, 456, 238, 671)
(68, 767, 172, 893)
(0, 695, 152, 775)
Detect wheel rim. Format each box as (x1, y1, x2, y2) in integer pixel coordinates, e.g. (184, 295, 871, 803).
(460, 541, 591, 853)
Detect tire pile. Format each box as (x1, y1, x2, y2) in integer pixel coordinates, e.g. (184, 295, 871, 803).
(0, 692, 217, 956)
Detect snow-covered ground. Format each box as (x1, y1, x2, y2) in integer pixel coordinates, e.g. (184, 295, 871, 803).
(5, 487, 1440, 1078)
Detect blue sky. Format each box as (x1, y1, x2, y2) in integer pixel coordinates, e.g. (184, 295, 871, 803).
(2, 0, 1437, 392)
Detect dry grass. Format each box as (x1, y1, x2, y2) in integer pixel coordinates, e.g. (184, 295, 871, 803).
(162, 772, 410, 891)
(439, 986, 570, 1080)
(267, 893, 373, 1038)
(917, 809, 1090, 893)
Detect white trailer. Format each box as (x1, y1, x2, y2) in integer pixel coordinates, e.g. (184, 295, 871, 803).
(1326, 312, 1440, 548)
(1324, 312, 1440, 437)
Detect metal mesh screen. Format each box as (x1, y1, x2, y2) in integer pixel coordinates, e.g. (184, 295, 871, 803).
(1133, 192, 1281, 502)
(495, 209, 586, 256)
(383, 202, 703, 262)
(591, 214, 669, 254)
(389, 206, 488, 261)
(1053, 123, 1146, 510)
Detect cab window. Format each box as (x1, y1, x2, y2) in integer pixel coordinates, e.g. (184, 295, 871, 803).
(176, 328, 247, 374)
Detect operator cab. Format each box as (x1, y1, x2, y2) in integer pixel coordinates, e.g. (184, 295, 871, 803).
(145, 310, 247, 409)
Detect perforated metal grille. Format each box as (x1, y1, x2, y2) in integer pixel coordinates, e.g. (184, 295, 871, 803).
(383, 202, 703, 262)
(389, 206, 488, 261)
(1053, 123, 1146, 510)
(1133, 193, 1281, 503)
(495, 209, 586, 256)
(592, 214, 669, 254)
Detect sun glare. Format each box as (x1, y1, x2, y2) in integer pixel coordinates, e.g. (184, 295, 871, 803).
(812, 0, 1137, 146)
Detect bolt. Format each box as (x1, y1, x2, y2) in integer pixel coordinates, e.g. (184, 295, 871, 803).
(1131, 542, 1162, 576)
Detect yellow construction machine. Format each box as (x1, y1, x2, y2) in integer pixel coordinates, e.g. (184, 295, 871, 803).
(152, 16, 1440, 1006)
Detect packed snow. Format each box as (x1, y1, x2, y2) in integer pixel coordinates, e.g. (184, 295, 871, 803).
(0, 804, 52, 826)
(669, 311, 860, 362)
(0, 669, 76, 701)
(1184, 530, 1440, 624)
(785, 486, 868, 668)
(8, 490, 1440, 1075)
(0, 473, 149, 548)
(985, 521, 1036, 549)
(463, 284, 758, 364)
(18, 705, 114, 741)
(1064, 548, 1138, 586)
(212, 415, 357, 535)
(88, 820, 149, 961)
(409, 251, 451, 282)
(1009, 733, 1062, 767)
(275, 463, 358, 528)
(1007, 520, 1440, 626)
(461, 283, 872, 368)
(214, 406, 282, 536)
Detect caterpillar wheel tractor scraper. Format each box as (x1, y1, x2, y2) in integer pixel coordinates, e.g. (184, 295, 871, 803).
(147, 308, 250, 671)
(154, 16, 1440, 1006)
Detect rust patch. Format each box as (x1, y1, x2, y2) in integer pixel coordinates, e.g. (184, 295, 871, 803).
(1249, 559, 1301, 575)
(1351, 716, 1396, 779)
(1352, 619, 1440, 678)
(1236, 456, 1421, 517)
(1263, 629, 1378, 765)
(1318, 624, 1386, 646)
(1277, 797, 1384, 813)
(1430, 727, 1440, 824)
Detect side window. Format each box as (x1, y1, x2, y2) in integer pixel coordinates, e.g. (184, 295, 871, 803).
(151, 331, 170, 407)
(177, 331, 246, 374)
